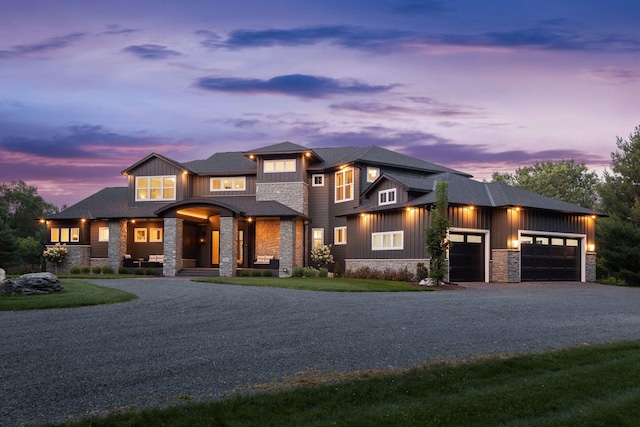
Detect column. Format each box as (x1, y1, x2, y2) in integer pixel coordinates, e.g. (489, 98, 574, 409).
(108, 219, 128, 273)
(219, 216, 238, 277)
(163, 217, 183, 277)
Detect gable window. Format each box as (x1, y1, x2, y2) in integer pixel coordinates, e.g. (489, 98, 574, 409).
(98, 227, 109, 242)
(51, 227, 79, 243)
(312, 174, 324, 187)
(335, 167, 354, 203)
(334, 226, 347, 245)
(312, 228, 324, 248)
(372, 231, 404, 250)
(136, 176, 176, 201)
(378, 188, 396, 206)
(367, 167, 380, 182)
(264, 159, 296, 173)
(210, 177, 246, 191)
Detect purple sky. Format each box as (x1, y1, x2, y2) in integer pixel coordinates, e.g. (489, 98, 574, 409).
(1, 0, 639, 208)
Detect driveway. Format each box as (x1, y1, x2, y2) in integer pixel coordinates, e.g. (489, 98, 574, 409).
(2, 279, 640, 426)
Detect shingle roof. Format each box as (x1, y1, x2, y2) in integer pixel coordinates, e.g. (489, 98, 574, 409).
(183, 152, 257, 175)
(156, 196, 307, 218)
(122, 152, 193, 175)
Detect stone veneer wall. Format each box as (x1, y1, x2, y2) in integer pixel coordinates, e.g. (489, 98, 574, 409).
(256, 182, 308, 215)
(256, 220, 280, 258)
(219, 216, 238, 277)
(491, 249, 520, 283)
(46, 245, 90, 274)
(346, 259, 430, 278)
(586, 252, 596, 282)
(295, 219, 304, 267)
(108, 219, 128, 273)
(279, 219, 295, 277)
(163, 218, 183, 277)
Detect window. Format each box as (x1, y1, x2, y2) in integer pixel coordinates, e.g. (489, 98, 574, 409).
(98, 227, 109, 242)
(335, 168, 354, 203)
(449, 233, 465, 243)
(312, 174, 324, 187)
(50, 227, 79, 243)
(566, 239, 579, 247)
(134, 228, 147, 242)
(210, 177, 246, 191)
(367, 167, 380, 182)
(312, 228, 324, 248)
(149, 228, 163, 242)
(372, 231, 404, 250)
(551, 238, 564, 246)
(264, 159, 296, 173)
(334, 226, 347, 245)
(136, 175, 176, 201)
(378, 188, 396, 206)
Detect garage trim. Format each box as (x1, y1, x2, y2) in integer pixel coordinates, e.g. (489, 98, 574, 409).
(517, 230, 587, 282)
(449, 227, 490, 282)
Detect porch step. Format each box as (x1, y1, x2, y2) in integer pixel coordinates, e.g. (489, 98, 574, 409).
(177, 268, 220, 277)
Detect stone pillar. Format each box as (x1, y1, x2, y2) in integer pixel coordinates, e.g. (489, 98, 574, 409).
(586, 252, 597, 282)
(219, 216, 238, 277)
(163, 218, 183, 277)
(279, 219, 295, 277)
(108, 219, 128, 273)
(491, 249, 521, 283)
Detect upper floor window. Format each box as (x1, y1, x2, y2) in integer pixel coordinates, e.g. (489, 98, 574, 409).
(136, 176, 176, 201)
(210, 177, 246, 191)
(335, 167, 354, 203)
(264, 159, 296, 173)
(312, 174, 324, 187)
(372, 231, 404, 250)
(334, 226, 347, 245)
(378, 188, 396, 206)
(367, 167, 380, 182)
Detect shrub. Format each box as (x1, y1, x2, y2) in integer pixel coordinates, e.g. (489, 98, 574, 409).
(303, 266, 318, 278)
(332, 261, 342, 278)
(396, 266, 415, 282)
(102, 265, 113, 274)
(240, 270, 250, 277)
(134, 268, 144, 275)
(252, 270, 263, 277)
(92, 266, 102, 274)
(318, 268, 328, 278)
(262, 270, 273, 277)
(118, 267, 128, 275)
(416, 262, 429, 281)
(69, 265, 82, 274)
(310, 244, 334, 266)
(145, 268, 156, 275)
(292, 266, 305, 277)
(81, 265, 90, 274)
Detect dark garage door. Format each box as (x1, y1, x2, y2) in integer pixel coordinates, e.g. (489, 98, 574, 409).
(449, 233, 485, 282)
(521, 235, 580, 281)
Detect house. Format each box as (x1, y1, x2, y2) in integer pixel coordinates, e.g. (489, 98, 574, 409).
(44, 141, 599, 282)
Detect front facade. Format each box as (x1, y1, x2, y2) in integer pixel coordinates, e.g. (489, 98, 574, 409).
(45, 142, 599, 282)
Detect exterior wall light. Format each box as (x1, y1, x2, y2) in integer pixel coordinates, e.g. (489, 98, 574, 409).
(588, 243, 595, 252)
(511, 239, 519, 249)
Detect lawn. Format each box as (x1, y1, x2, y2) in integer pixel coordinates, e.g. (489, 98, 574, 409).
(0, 279, 137, 311)
(41, 339, 640, 426)
(192, 276, 436, 292)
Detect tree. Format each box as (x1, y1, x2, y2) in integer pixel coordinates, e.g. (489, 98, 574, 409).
(597, 125, 640, 285)
(491, 160, 600, 209)
(0, 180, 58, 241)
(425, 182, 450, 284)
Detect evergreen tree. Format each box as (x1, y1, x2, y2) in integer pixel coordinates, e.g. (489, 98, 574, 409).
(425, 182, 450, 284)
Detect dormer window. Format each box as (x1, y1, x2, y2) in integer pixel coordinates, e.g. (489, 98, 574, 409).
(367, 167, 380, 182)
(136, 176, 176, 201)
(264, 159, 296, 173)
(378, 188, 396, 206)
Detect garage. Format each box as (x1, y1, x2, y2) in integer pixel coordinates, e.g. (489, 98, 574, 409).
(521, 235, 580, 281)
(449, 232, 485, 282)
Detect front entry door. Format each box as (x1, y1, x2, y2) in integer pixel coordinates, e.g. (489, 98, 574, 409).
(211, 231, 220, 266)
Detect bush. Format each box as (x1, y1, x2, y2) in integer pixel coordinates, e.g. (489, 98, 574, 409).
(134, 268, 144, 275)
(240, 271, 250, 277)
(416, 262, 429, 281)
(252, 270, 263, 277)
(81, 265, 90, 274)
(118, 267, 128, 274)
(101, 265, 113, 274)
(69, 265, 82, 274)
(395, 266, 416, 282)
(319, 268, 328, 278)
(292, 266, 305, 277)
(262, 270, 273, 277)
(303, 267, 318, 278)
(144, 268, 156, 275)
(92, 266, 102, 274)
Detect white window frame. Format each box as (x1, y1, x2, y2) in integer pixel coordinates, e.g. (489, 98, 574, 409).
(335, 167, 354, 203)
(367, 167, 380, 182)
(135, 175, 176, 201)
(312, 228, 324, 248)
(372, 230, 404, 250)
(210, 177, 246, 192)
(98, 227, 110, 242)
(378, 188, 397, 206)
(312, 174, 324, 187)
(334, 226, 347, 245)
(50, 227, 79, 243)
(149, 228, 163, 243)
(264, 159, 296, 173)
(134, 228, 147, 243)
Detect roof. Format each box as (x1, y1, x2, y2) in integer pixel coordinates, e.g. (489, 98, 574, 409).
(243, 141, 323, 162)
(183, 152, 257, 175)
(155, 196, 307, 218)
(122, 152, 193, 175)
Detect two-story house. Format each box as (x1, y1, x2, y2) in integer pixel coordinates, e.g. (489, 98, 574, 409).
(45, 141, 599, 282)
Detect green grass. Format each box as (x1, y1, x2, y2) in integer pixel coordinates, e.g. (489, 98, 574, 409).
(192, 276, 434, 292)
(42, 339, 640, 426)
(0, 280, 137, 311)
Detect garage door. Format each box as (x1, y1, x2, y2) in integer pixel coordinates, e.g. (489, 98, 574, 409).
(449, 233, 485, 282)
(521, 235, 580, 281)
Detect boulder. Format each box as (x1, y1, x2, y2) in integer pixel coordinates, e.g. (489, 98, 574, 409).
(0, 272, 63, 295)
(0, 268, 5, 282)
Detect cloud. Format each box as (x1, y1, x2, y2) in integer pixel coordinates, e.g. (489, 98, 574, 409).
(122, 44, 182, 60)
(329, 99, 483, 118)
(197, 24, 640, 54)
(587, 67, 640, 84)
(99, 24, 140, 36)
(0, 32, 87, 59)
(196, 74, 398, 99)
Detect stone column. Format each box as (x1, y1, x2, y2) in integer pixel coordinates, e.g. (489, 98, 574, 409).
(108, 219, 128, 273)
(163, 217, 183, 277)
(219, 216, 238, 277)
(586, 252, 596, 282)
(491, 249, 521, 283)
(279, 218, 295, 277)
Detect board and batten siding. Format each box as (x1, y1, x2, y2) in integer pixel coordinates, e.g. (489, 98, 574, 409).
(90, 220, 109, 258)
(448, 206, 491, 230)
(367, 180, 408, 208)
(190, 175, 257, 197)
(127, 158, 187, 205)
(256, 156, 307, 183)
(126, 220, 164, 260)
(307, 172, 330, 247)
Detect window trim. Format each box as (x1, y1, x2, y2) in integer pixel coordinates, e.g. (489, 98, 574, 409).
(149, 228, 163, 243)
(264, 159, 296, 173)
(98, 227, 109, 242)
(135, 175, 177, 202)
(210, 177, 246, 192)
(334, 226, 347, 245)
(378, 188, 397, 206)
(367, 167, 380, 183)
(372, 230, 404, 251)
(335, 167, 354, 203)
(312, 174, 324, 187)
(134, 228, 148, 243)
(312, 228, 324, 248)
(50, 227, 79, 243)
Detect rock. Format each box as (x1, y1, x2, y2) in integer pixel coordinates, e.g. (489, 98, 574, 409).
(419, 278, 435, 286)
(0, 268, 5, 282)
(0, 272, 63, 295)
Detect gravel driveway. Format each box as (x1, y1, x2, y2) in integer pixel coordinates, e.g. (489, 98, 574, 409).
(2, 279, 640, 426)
